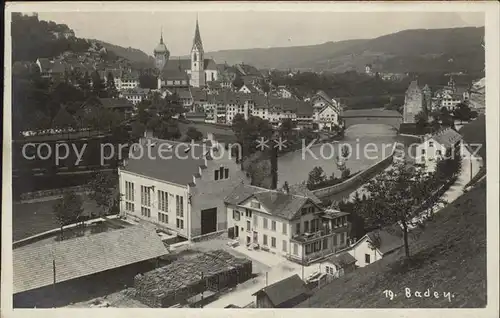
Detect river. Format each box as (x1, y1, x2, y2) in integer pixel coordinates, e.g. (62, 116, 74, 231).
(277, 124, 417, 187)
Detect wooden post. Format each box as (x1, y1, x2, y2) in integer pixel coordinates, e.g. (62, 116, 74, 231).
(53, 259, 56, 307)
(200, 272, 204, 308)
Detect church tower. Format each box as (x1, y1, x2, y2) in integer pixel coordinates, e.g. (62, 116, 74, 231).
(154, 28, 170, 71)
(190, 17, 205, 88)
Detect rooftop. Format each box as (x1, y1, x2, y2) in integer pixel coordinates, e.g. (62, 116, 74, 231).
(252, 274, 309, 307)
(428, 127, 463, 149)
(366, 229, 404, 255)
(325, 252, 357, 267)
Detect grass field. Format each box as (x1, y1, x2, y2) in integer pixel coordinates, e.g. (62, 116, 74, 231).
(297, 179, 487, 308)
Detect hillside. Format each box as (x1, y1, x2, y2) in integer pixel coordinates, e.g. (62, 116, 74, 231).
(297, 178, 487, 308)
(90, 39, 155, 69)
(198, 27, 484, 74)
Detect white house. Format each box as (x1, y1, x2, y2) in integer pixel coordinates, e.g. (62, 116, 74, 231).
(120, 88, 150, 105)
(225, 184, 350, 265)
(118, 135, 251, 240)
(319, 252, 357, 278)
(239, 84, 258, 94)
(415, 127, 463, 172)
(315, 104, 340, 131)
(347, 230, 403, 268)
(277, 86, 294, 99)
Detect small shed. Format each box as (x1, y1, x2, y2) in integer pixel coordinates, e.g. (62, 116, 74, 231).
(320, 252, 357, 278)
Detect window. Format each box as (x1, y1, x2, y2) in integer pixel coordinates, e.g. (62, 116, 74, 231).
(263, 234, 268, 246)
(125, 202, 134, 212)
(304, 221, 309, 233)
(323, 238, 328, 250)
(176, 195, 184, 217)
(293, 243, 298, 255)
(429, 141, 434, 147)
(295, 223, 300, 234)
(253, 215, 258, 227)
(263, 218, 268, 229)
(158, 212, 168, 224)
(246, 220, 251, 232)
(141, 207, 151, 217)
(437, 150, 442, 156)
(271, 220, 276, 231)
(282, 240, 287, 252)
(421, 149, 426, 155)
(333, 235, 338, 246)
(251, 201, 261, 209)
(125, 181, 134, 201)
(365, 254, 371, 264)
(271, 237, 276, 248)
(141, 186, 151, 207)
(340, 232, 345, 244)
(233, 210, 240, 221)
(193, 53, 197, 61)
(177, 219, 184, 229)
(214, 170, 219, 180)
(158, 190, 168, 212)
(245, 209, 252, 218)
(282, 223, 287, 235)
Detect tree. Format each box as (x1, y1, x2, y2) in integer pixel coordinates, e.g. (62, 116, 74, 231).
(185, 127, 203, 141)
(87, 171, 119, 217)
(281, 181, 290, 193)
(363, 160, 430, 259)
(232, 75, 244, 90)
(435, 147, 462, 182)
(414, 111, 428, 135)
(53, 191, 84, 240)
(78, 71, 92, 97)
(439, 107, 455, 128)
(453, 102, 472, 123)
(106, 71, 119, 98)
(91, 70, 106, 98)
(307, 166, 326, 189)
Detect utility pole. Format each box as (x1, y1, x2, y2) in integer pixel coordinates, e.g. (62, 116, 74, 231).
(200, 271, 204, 308)
(53, 259, 56, 308)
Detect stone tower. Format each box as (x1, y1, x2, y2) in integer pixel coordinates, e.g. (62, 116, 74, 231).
(421, 84, 432, 119)
(190, 17, 205, 88)
(403, 80, 424, 124)
(154, 28, 170, 71)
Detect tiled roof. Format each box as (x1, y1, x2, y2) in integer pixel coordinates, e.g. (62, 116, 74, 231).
(13, 226, 168, 294)
(224, 184, 317, 221)
(366, 230, 403, 255)
(289, 183, 322, 205)
(315, 90, 334, 103)
(122, 138, 214, 186)
(252, 274, 308, 307)
(430, 127, 463, 149)
(190, 87, 209, 102)
(204, 59, 217, 70)
(162, 67, 189, 81)
(121, 88, 150, 96)
(163, 58, 218, 71)
(325, 252, 357, 267)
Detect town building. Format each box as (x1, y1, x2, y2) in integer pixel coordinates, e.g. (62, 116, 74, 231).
(118, 135, 251, 241)
(277, 86, 294, 99)
(225, 184, 351, 265)
(310, 91, 342, 126)
(469, 77, 485, 114)
(120, 88, 150, 105)
(239, 83, 258, 94)
(319, 252, 357, 278)
(415, 127, 463, 172)
(346, 230, 403, 268)
(432, 77, 471, 111)
(252, 274, 309, 308)
(36, 58, 66, 81)
(402, 81, 432, 123)
(155, 18, 218, 88)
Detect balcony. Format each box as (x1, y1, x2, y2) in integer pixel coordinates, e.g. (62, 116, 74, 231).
(291, 222, 350, 244)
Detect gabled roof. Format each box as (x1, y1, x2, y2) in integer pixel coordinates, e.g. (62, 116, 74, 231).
(365, 230, 403, 255)
(252, 274, 308, 307)
(14, 226, 168, 294)
(325, 252, 357, 267)
(429, 127, 463, 149)
(224, 184, 319, 221)
(162, 67, 189, 81)
(122, 138, 214, 186)
(288, 183, 322, 205)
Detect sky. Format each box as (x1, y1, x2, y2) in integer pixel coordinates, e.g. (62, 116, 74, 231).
(37, 11, 484, 57)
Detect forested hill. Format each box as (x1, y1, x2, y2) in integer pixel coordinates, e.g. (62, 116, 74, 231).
(199, 27, 484, 74)
(11, 13, 90, 62)
(89, 40, 155, 69)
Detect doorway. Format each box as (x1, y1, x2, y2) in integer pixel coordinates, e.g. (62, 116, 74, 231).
(201, 208, 217, 235)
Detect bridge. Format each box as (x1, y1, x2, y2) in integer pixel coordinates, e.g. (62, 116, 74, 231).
(341, 109, 403, 130)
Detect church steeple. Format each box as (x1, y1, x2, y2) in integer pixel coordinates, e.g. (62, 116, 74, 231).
(192, 15, 204, 52)
(160, 26, 164, 44)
